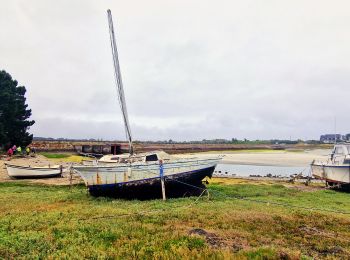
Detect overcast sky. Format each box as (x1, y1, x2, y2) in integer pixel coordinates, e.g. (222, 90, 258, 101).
(1, 0, 349, 141)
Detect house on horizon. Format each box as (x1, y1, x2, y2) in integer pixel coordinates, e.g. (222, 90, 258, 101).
(320, 134, 346, 143)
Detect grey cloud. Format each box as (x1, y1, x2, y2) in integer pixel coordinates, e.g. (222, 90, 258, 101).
(1, 0, 349, 141)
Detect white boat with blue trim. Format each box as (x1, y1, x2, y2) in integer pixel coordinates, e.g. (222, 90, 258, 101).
(72, 10, 222, 198)
(74, 151, 221, 199)
(311, 144, 350, 186)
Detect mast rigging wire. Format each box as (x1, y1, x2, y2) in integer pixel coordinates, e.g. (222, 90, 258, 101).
(107, 9, 134, 155)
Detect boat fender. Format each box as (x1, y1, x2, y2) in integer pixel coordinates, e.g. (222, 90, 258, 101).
(127, 167, 132, 177)
(96, 173, 102, 185)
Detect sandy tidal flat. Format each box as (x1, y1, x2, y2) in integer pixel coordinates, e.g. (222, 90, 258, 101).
(176, 149, 330, 167)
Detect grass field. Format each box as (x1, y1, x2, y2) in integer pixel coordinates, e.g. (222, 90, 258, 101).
(0, 180, 349, 259)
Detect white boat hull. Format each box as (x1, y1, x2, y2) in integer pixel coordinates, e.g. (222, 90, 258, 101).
(311, 163, 350, 184)
(74, 158, 220, 186)
(73, 158, 220, 198)
(5, 164, 62, 179)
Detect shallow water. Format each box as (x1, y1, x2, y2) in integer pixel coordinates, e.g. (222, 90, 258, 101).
(214, 163, 309, 178)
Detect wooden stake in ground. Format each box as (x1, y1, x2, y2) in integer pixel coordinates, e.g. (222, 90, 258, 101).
(69, 165, 73, 190)
(159, 160, 166, 200)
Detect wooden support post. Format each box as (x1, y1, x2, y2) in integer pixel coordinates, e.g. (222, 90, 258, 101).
(206, 189, 210, 200)
(69, 165, 73, 190)
(159, 160, 166, 201)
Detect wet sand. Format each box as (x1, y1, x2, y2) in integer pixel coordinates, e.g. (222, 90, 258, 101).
(175, 149, 330, 167)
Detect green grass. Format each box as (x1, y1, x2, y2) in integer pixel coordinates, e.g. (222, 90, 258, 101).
(0, 181, 349, 259)
(40, 153, 71, 159)
(40, 153, 86, 163)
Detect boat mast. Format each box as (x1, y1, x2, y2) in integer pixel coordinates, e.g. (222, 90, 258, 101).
(334, 116, 337, 145)
(107, 9, 134, 155)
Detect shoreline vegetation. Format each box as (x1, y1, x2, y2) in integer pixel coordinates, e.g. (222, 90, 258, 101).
(0, 178, 349, 258)
(10, 140, 333, 156)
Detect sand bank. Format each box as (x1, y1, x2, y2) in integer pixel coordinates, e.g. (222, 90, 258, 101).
(175, 149, 330, 167)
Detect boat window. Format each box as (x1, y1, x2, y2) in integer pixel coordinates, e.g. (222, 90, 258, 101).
(334, 147, 344, 155)
(346, 146, 350, 154)
(145, 154, 158, 162)
(110, 157, 119, 160)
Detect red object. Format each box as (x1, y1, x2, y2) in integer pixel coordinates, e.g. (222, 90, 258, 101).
(7, 148, 13, 156)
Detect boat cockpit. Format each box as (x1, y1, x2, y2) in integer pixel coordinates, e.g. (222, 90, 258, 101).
(98, 151, 174, 164)
(330, 144, 350, 164)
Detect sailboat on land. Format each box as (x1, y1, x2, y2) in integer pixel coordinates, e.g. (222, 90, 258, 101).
(72, 10, 221, 199)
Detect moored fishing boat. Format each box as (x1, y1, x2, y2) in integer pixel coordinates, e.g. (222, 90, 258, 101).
(5, 163, 63, 179)
(311, 144, 350, 186)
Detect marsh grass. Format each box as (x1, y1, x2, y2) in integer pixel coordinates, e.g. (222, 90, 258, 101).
(40, 153, 85, 163)
(0, 181, 349, 259)
(40, 153, 71, 159)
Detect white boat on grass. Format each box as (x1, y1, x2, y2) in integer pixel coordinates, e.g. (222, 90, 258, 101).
(74, 151, 221, 199)
(5, 163, 63, 179)
(72, 10, 222, 199)
(311, 144, 350, 186)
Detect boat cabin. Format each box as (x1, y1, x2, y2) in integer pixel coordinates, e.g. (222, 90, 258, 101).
(331, 144, 350, 164)
(98, 150, 175, 164)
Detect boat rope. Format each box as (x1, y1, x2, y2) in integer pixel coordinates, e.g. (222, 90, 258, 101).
(78, 188, 209, 221)
(161, 174, 350, 216)
(77, 182, 350, 223)
(209, 189, 350, 215)
(76, 165, 350, 221)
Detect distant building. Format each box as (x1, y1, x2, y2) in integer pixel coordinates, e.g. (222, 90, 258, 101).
(320, 134, 345, 143)
(346, 134, 350, 141)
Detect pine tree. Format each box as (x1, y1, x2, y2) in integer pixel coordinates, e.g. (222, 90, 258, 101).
(0, 70, 35, 149)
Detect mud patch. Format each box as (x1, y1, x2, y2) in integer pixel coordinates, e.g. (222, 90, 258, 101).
(285, 184, 325, 192)
(189, 228, 247, 252)
(189, 228, 225, 248)
(299, 225, 334, 237)
(311, 244, 344, 256)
